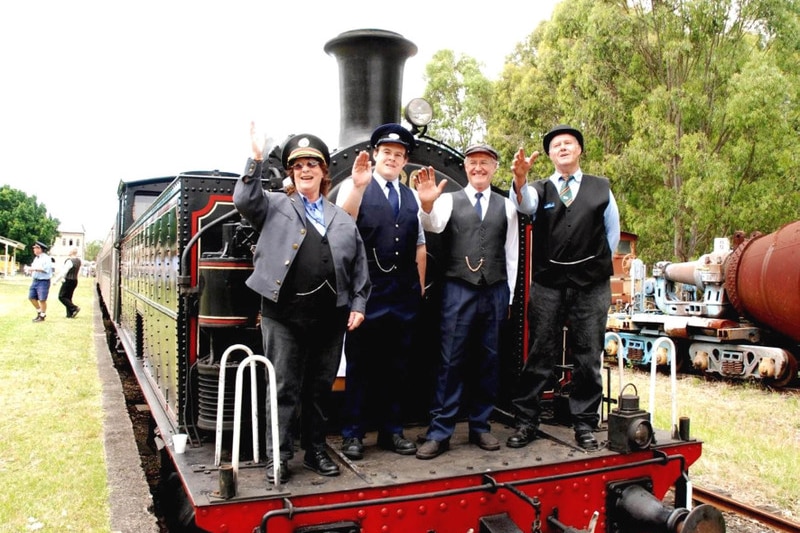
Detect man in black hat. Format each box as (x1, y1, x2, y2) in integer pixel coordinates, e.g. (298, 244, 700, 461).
(28, 241, 53, 322)
(335, 123, 427, 460)
(506, 124, 620, 451)
(412, 143, 519, 459)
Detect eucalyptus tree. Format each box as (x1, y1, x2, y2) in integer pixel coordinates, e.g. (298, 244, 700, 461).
(488, 0, 799, 263)
(421, 50, 493, 151)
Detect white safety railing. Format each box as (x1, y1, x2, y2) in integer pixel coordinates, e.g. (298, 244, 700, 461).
(604, 331, 626, 397)
(213, 344, 280, 487)
(214, 344, 254, 467)
(231, 354, 280, 486)
(648, 336, 679, 438)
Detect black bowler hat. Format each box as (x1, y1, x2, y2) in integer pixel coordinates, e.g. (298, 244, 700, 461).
(464, 143, 499, 160)
(33, 240, 48, 251)
(370, 123, 415, 153)
(281, 133, 331, 168)
(543, 124, 584, 155)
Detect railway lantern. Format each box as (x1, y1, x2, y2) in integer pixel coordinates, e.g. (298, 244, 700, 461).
(404, 98, 433, 131)
(608, 384, 654, 453)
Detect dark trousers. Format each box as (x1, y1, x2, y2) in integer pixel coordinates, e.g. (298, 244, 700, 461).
(58, 279, 79, 316)
(426, 278, 508, 442)
(341, 312, 415, 439)
(260, 313, 344, 461)
(511, 279, 609, 433)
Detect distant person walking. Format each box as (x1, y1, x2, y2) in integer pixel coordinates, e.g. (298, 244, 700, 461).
(28, 241, 53, 322)
(52, 247, 82, 318)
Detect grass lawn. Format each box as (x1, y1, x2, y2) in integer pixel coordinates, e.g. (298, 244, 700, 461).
(0, 277, 111, 532)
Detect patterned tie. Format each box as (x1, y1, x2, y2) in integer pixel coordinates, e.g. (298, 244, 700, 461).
(474, 192, 483, 220)
(559, 176, 574, 206)
(386, 181, 400, 217)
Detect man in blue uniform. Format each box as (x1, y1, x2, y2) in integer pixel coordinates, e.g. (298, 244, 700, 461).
(336, 123, 427, 459)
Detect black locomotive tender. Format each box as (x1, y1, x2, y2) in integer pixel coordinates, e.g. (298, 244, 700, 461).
(97, 29, 725, 533)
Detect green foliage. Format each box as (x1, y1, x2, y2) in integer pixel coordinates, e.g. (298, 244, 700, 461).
(422, 50, 494, 150)
(0, 185, 60, 264)
(423, 0, 800, 265)
(85, 240, 103, 262)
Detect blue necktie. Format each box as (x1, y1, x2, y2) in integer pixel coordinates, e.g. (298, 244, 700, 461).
(474, 192, 483, 220)
(386, 181, 400, 217)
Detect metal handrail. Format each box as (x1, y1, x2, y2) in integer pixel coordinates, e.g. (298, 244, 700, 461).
(649, 336, 679, 438)
(232, 354, 280, 487)
(214, 344, 257, 467)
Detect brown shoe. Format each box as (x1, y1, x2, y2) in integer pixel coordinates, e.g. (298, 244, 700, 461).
(416, 439, 449, 460)
(469, 432, 500, 451)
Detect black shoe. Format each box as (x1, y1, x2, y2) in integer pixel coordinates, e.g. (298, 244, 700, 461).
(415, 439, 449, 460)
(469, 432, 500, 451)
(575, 431, 599, 451)
(377, 433, 417, 455)
(32, 314, 45, 322)
(71, 307, 80, 318)
(506, 426, 537, 448)
(303, 449, 340, 477)
(266, 458, 290, 484)
(341, 437, 364, 460)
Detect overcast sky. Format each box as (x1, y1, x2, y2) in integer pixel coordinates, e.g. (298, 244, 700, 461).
(1, 1, 560, 243)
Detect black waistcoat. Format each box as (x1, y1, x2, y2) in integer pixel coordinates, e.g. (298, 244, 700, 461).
(442, 190, 508, 286)
(531, 175, 613, 288)
(263, 226, 337, 322)
(66, 258, 81, 281)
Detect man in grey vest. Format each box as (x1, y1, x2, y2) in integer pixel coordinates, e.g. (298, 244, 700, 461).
(506, 124, 620, 451)
(413, 143, 519, 459)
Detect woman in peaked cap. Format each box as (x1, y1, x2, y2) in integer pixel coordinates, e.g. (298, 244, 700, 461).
(233, 122, 371, 484)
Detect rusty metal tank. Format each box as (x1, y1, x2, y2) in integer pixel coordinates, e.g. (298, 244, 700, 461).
(725, 220, 800, 343)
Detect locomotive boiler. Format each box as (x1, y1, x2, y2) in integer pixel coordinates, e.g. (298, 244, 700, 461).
(97, 28, 725, 533)
(607, 221, 800, 387)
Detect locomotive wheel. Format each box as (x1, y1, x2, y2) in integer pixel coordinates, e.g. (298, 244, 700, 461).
(770, 354, 798, 389)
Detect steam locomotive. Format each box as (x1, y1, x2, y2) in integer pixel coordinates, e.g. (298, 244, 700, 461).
(96, 29, 726, 533)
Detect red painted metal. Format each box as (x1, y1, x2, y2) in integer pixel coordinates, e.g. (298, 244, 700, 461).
(726, 220, 800, 342)
(191, 441, 703, 533)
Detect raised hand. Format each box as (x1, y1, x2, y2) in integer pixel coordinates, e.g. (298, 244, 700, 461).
(511, 148, 539, 191)
(414, 166, 446, 213)
(351, 150, 372, 190)
(250, 121, 267, 161)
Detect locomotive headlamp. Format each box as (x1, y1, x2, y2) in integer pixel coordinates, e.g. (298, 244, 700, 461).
(609, 383, 655, 453)
(404, 98, 433, 127)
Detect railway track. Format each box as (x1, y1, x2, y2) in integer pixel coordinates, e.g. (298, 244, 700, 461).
(693, 485, 800, 532)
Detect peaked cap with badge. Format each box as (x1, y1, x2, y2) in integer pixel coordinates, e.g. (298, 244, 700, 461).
(370, 123, 415, 153)
(281, 133, 331, 168)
